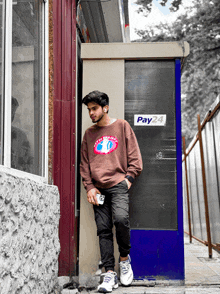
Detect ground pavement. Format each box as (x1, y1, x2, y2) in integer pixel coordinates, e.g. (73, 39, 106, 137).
(59, 235, 220, 294)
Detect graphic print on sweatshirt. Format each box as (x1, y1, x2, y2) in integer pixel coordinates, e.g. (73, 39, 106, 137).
(94, 136, 118, 155)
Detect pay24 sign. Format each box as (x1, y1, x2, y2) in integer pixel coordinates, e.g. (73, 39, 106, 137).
(134, 115, 166, 126)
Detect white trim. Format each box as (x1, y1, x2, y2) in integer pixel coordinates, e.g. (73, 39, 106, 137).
(4, 0, 13, 168)
(43, 0, 49, 181)
(0, 0, 5, 165)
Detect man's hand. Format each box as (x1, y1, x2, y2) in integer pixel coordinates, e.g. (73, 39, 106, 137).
(87, 188, 100, 206)
(125, 178, 132, 190)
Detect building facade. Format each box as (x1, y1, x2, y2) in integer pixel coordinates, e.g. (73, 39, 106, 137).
(0, 0, 129, 292)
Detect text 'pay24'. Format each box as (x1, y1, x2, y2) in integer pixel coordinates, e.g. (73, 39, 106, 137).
(134, 115, 166, 126)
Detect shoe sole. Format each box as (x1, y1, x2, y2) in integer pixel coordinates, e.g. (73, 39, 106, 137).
(120, 282, 133, 287)
(98, 283, 119, 293)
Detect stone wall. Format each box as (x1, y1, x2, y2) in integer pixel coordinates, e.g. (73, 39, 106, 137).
(0, 172, 60, 294)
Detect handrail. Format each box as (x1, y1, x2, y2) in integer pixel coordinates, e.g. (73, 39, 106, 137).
(182, 96, 220, 258)
(182, 101, 220, 160)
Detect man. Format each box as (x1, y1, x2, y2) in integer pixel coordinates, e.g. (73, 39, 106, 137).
(80, 90, 142, 293)
(11, 97, 33, 172)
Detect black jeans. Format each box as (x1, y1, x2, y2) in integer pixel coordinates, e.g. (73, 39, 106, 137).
(93, 180, 131, 272)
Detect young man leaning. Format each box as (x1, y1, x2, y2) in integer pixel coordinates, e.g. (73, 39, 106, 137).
(80, 90, 143, 293)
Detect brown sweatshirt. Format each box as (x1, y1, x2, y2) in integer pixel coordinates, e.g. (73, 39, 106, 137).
(80, 119, 143, 192)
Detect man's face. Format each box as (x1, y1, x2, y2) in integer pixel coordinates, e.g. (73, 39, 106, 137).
(87, 102, 105, 123)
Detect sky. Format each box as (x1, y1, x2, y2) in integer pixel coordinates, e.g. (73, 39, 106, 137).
(129, 0, 193, 40)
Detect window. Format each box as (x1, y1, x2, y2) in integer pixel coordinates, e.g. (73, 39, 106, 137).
(0, 0, 48, 178)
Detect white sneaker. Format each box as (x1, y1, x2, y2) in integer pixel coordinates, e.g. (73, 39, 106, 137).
(98, 271, 119, 293)
(119, 255, 133, 286)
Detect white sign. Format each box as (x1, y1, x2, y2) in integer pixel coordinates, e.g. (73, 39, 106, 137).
(134, 115, 166, 126)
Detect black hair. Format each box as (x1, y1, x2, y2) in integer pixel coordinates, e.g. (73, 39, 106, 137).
(82, 90, 109, 107)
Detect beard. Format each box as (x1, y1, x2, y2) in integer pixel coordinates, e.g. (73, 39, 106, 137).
(93, 114, 104, 123)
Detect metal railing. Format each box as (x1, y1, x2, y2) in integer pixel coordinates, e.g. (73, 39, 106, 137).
(182, 95, 220, 258)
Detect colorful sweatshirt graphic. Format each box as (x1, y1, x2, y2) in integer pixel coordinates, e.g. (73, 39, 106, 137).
(94, 136, 118, 154)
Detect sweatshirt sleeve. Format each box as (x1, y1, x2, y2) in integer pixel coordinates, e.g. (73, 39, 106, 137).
(125, 122, 143, 180)
(80, 133, 96, 192)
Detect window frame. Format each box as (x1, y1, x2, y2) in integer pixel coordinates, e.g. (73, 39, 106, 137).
(0, 0, 49, 183)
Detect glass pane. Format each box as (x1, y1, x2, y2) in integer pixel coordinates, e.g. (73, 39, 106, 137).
(0, 1, 4, 165)
(125, 61, 177, 230)
(11, 0, 44, 175)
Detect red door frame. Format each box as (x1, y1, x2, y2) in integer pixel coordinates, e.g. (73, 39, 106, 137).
(53, 0, 77, 276)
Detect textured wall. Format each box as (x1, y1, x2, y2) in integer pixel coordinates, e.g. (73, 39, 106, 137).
(0, 172, 60, 294)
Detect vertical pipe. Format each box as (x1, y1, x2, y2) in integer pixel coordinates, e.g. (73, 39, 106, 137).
(182, 137, 192, 243)
(197, 114, 212, 258)
(53, 0, 77, 275)
(70, 0, 77, 276)
(4, 0, 13, 168)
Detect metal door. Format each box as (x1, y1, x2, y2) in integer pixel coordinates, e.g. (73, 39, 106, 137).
(125, 60, 184, 280)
